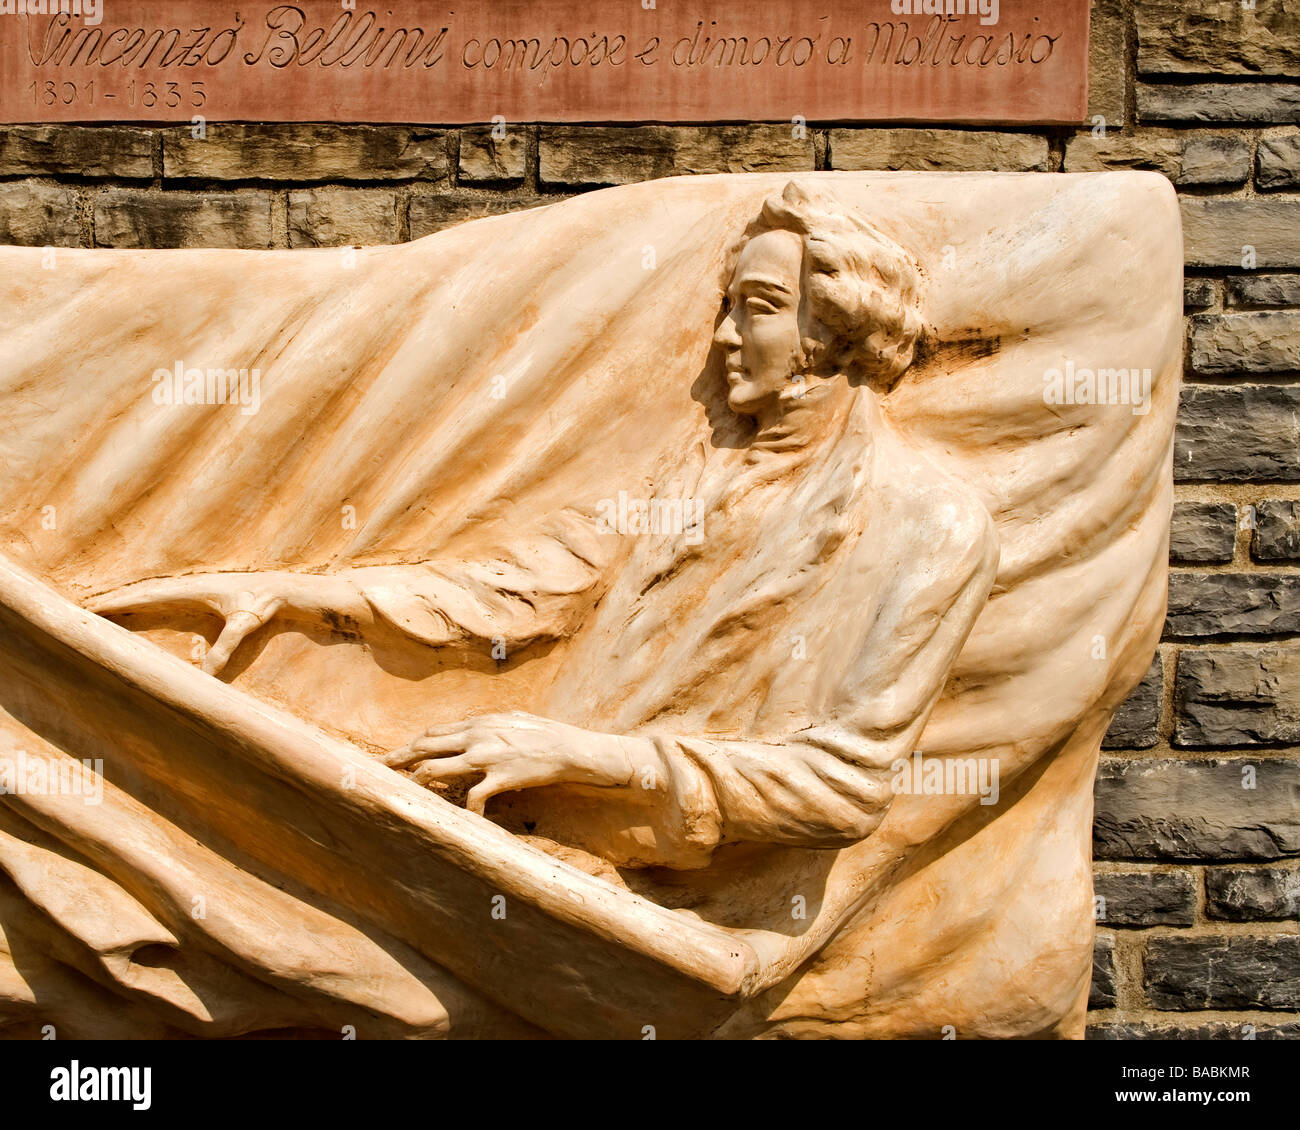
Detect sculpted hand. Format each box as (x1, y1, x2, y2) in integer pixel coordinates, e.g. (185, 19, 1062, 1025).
(384, 711, 645, 814)
(88, 572, 291, 676)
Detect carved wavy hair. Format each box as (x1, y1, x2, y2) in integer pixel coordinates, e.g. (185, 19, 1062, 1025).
(742, 180, 926, 393)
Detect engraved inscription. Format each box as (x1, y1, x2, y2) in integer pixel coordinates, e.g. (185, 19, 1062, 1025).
(0, 0, 1091, 124)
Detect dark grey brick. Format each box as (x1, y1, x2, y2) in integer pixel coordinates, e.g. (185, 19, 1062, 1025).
(1206, 866, 1300, 921)
(1104, 655, 1163, 749)
(1145, 935, 1300, 1010)
(1140, 85, 1300, 124)
(1166, 573, 1300, 637)
(1170, 501, 1237, 564)
(1226, 275, 1300, 308)
(1175, 647, 1300, 746)
(1178, 136, 1252, 186)
(1088, 1019, 1300, 1038)
(1181, 199, 1300, 268)
(1175, 385, 1300, 483)
(1094, 871, 1197, 926)
(1254, 500, 1300, 561)
(1189, 312, 1300, 375)
(1094, 757, 1300, 861)
(1091, 932, 1117, 1009)
(1258, 131, 1300, 191)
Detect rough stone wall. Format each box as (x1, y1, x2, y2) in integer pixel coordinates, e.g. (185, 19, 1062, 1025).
(0, 0, 1297, 1038)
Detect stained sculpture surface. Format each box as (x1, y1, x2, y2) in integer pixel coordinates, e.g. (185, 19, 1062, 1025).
(0, 172, 1182, 1039)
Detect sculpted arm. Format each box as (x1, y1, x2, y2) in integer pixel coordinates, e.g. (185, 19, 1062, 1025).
(394, 503, 999, 868)
(88, 509, 610, 674)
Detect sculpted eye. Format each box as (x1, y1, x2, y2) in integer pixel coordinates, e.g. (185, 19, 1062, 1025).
(746, 297, 780, 315)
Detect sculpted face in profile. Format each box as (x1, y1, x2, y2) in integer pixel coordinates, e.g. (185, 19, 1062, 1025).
(717, 184, 922, 427)
(90, 181, 988, 872)
(718, 225, 813, 424)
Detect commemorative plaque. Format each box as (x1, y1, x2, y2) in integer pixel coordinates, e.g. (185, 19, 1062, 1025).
(0, 0, 1091, 124)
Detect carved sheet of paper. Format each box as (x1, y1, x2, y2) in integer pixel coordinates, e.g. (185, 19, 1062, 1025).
(0, 172, 1181, 1039)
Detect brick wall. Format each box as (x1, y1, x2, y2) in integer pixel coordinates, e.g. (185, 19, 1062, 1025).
(1, 0, 1297, 1038)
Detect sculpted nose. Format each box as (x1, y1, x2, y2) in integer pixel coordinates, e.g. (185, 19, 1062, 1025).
(713, 310, 742, 350)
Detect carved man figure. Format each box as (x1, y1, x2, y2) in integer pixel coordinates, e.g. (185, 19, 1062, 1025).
(93, 182, 999, 871)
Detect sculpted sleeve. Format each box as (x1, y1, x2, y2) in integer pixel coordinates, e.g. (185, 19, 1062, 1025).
(347, 509, 612, 651)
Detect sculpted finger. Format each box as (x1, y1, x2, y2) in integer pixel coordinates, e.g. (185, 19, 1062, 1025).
(382, 744, 418, 769)
(200, 610, 267, 675)
(409, 732, 475, 758)
(465, 764, 547, 815)
(408, 740, 513, 785)
(409, 754, 477, 786)
(465, 779, 495, 815)
(382, 733, 468, 768)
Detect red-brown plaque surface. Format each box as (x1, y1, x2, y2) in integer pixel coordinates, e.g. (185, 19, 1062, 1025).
(0, 0, 1090, 125)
